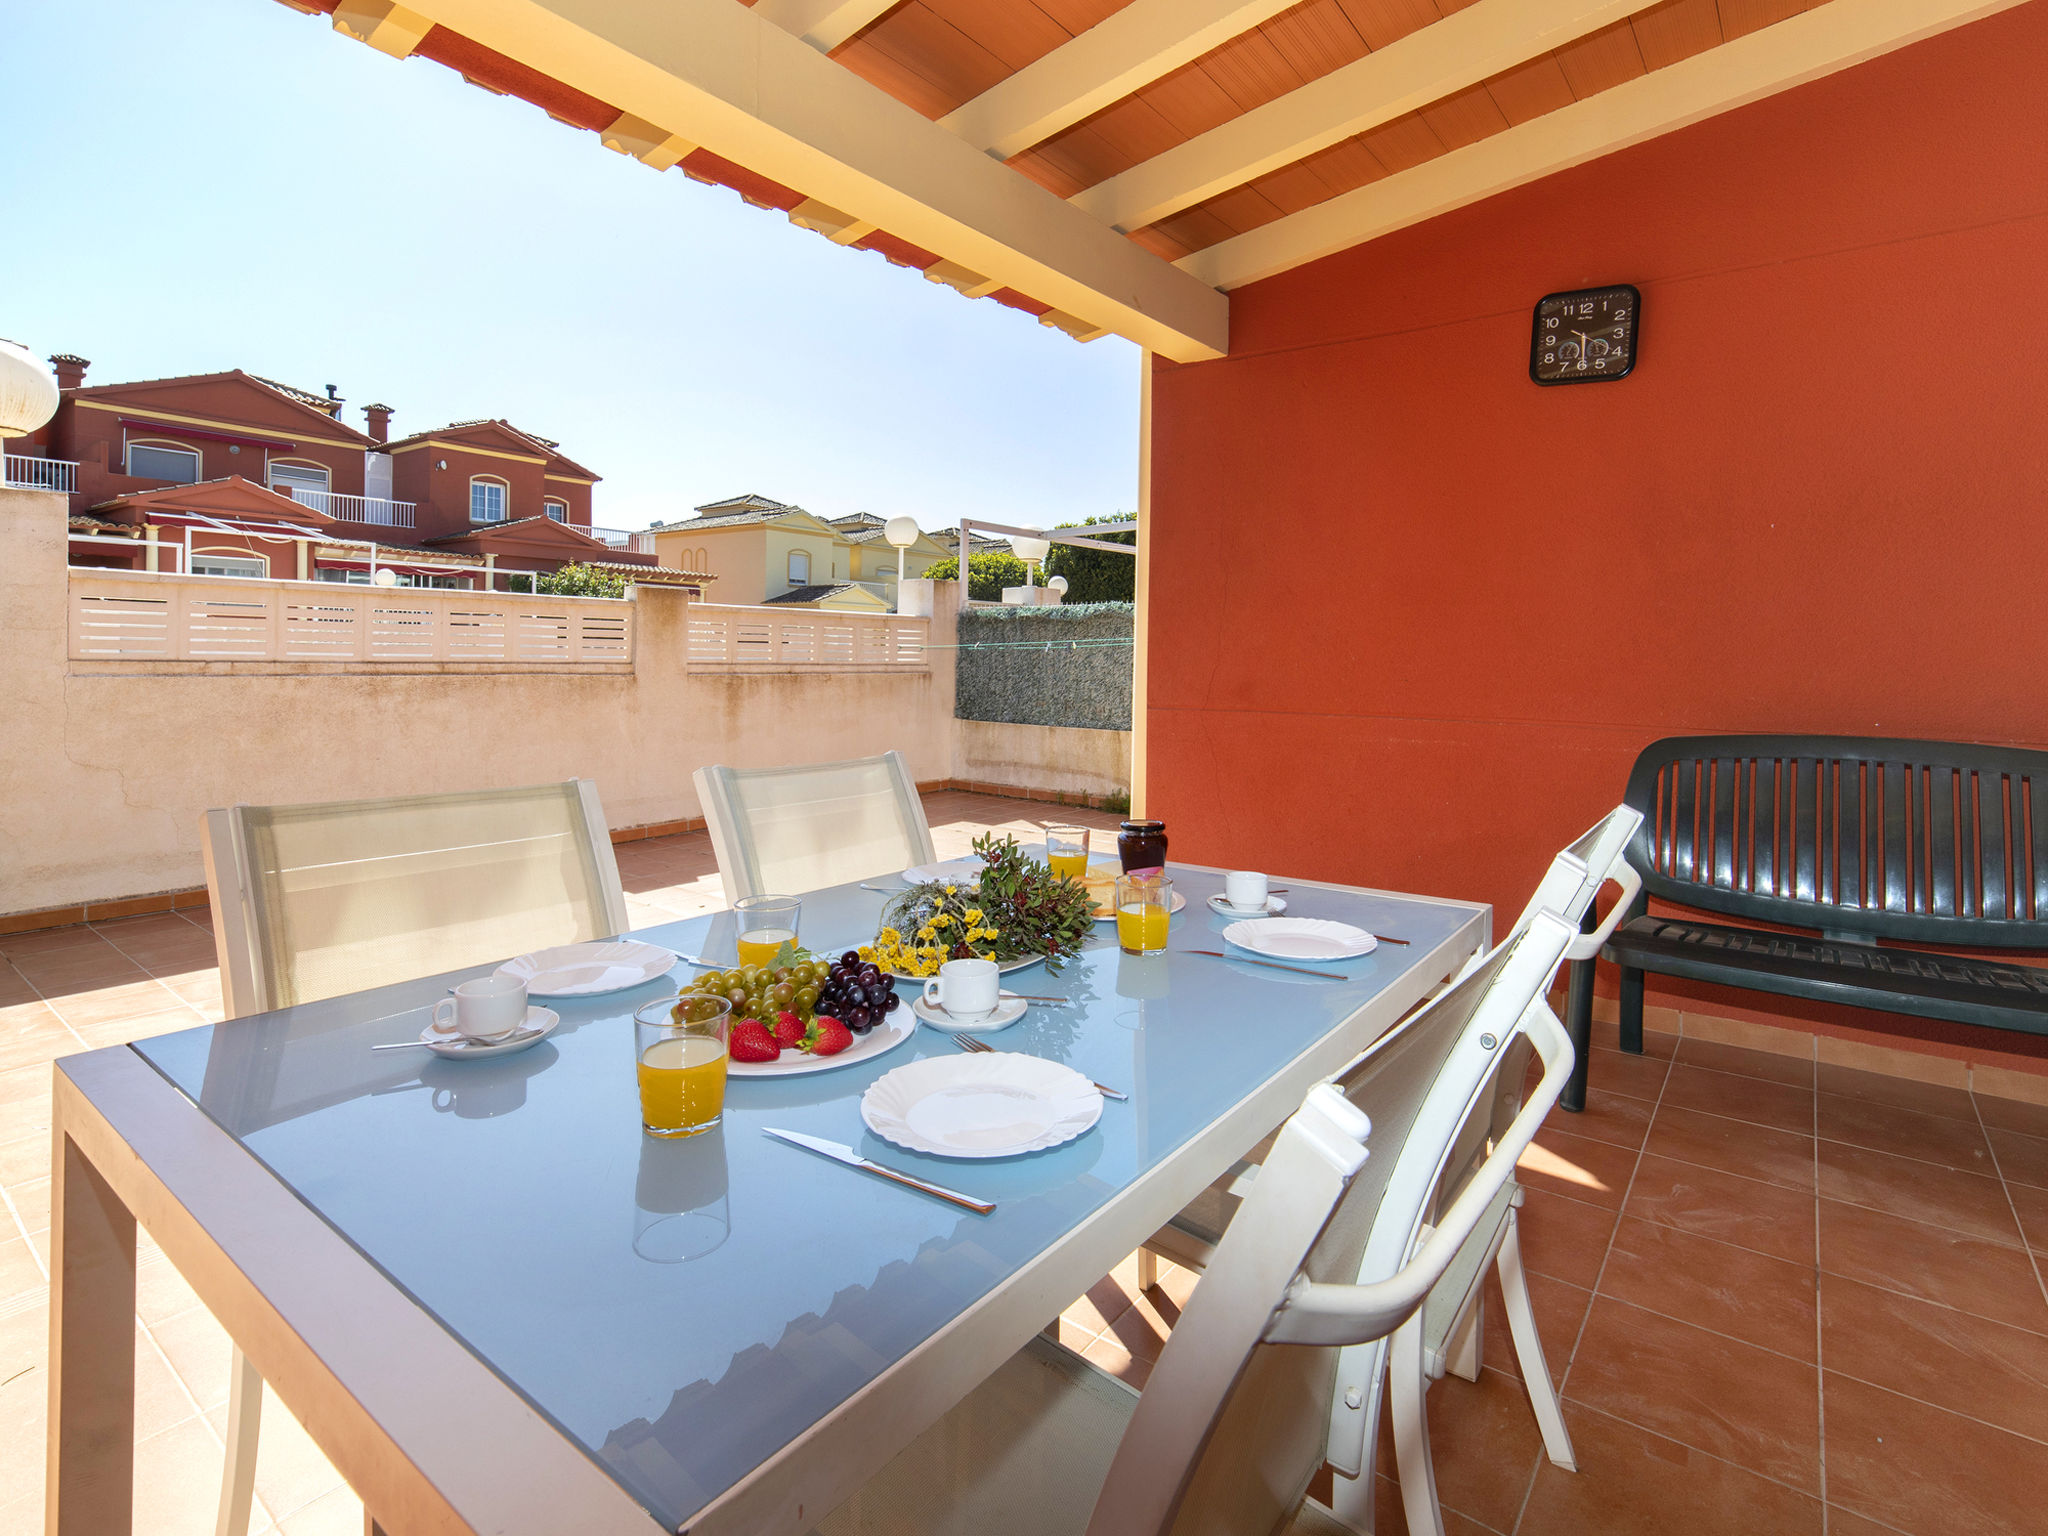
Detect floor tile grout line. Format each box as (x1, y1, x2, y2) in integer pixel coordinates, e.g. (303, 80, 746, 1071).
(1555, 1394, 1835, 1514)
(1970, 1086, 2048, 1326)
(1515, 1031, 1679, 1535)
(1814, 1046, 1828, 1533)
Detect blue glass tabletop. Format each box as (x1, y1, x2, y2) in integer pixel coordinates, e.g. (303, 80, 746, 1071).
(131, 866, 1482, 1532)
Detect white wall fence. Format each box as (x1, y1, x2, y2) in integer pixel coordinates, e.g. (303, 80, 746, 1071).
(685, 601, 927, 670)
(69, 569, 632, 665)
(287, 489, 417, 528)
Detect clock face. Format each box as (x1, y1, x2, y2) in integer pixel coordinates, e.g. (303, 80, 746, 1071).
(1531, 285, 1640, 385)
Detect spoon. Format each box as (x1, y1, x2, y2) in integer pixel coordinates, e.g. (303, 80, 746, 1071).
(373, 1025, 545, 1052)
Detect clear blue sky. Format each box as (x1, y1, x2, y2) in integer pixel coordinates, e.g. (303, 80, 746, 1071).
(0, 0, 1141, 533)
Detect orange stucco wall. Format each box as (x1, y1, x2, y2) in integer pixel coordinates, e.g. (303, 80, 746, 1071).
(1147, 4, 2048, 1060)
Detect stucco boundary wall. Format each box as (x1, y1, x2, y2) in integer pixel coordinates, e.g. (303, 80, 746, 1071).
(0, 487, 969, 919)
(953, 720, 1131, 809)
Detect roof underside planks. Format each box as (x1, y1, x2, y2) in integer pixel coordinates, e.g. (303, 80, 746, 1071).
(299, 0, 2027, 357)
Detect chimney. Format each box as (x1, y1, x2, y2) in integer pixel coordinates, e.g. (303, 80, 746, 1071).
(364, 402, 393, 443)
(49, 354, 88, 391)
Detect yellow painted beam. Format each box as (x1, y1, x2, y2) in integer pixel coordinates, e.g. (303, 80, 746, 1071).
(354, 0, 1229, 360)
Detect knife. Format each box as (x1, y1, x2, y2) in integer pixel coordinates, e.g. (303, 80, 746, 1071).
(761, 1128, 996, 1215)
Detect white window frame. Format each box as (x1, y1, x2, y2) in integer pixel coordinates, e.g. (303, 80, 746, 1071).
(268, 459, 330, 493)
(470, 476, 509, 524)
(190, 550, 267, 579)
(126, 439, 202, 484)
(788, 549, 810, 584)
(543, 498, 568, 523)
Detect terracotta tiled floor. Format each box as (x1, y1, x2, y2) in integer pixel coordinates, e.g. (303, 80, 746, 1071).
(4, 792, 2048, 1535)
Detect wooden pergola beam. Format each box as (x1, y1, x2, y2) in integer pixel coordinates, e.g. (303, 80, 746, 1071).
(1180, 0, 2034, 290)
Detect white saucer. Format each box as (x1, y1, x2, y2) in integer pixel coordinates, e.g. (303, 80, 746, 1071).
(1221, 917, 1377, 961)
(497, 940, 676, 997)
(1207, 894, 1288, 920)
(420, 1006, 559, 1059)
(911, 991, 1028, 1034)
(862, 1053, 1101, 1159)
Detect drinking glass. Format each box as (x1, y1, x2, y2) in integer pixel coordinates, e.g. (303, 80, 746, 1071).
(1045, 825, 1090, 883)
(733, 894, 801, 968)
(1115, 874, 1174, 957)
(635, 994, 732, 1139)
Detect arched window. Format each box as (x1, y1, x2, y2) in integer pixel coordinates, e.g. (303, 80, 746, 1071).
(127, 439, 201, 484)
(191, 548, 267, 579)
(268, 459, 330, 511)
(788, 549, 810, 584)
(543, 498, 568, 522)
(470, 476, 509, 524)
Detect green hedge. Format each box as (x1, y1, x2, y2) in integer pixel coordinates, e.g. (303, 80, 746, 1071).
(954, 602, 1133, 731)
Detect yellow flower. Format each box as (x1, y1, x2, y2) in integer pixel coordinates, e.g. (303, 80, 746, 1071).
(945, 885, 958, 895)
(964, 908, 984, 926)
(932, 913, 953, 929)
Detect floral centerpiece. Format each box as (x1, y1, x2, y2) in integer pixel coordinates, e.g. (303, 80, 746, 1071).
(875, 833, 1097, 977)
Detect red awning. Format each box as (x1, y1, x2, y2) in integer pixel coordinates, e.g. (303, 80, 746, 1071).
(119, 418, 297, 451)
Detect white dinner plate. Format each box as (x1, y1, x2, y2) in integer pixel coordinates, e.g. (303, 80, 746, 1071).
(910, 991, 1029, 1034)
(497, 940, 677, 997)
(1221, 917, 1377, 961)
(1206, 894, 1288, 920)
(419, 1006, 559, 1059)
(900, 856, 985, 886)
(862, 1053, 1101, 1159)
(726, 1006, 916, 1077)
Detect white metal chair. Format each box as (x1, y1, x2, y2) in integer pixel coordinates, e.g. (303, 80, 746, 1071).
(812, 911, 1577, 1536)
(1137, 806, 1642, 1534)
(198, 779, 629, 1536)
(693, 750, 937, 903)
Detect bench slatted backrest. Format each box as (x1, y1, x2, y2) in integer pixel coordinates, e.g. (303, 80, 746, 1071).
(1622, 736, 2048, 948)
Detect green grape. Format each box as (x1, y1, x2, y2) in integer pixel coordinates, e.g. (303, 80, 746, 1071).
(795, 985, 820, 1015)
(740, 965, 765, 988)
(771, 981, 795, 1008)
(725, 987, 748, 1010)
(699, 970, 727, 992)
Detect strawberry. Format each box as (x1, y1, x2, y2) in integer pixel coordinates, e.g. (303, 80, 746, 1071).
(772, 1010, 806, 1049)
(804, 1015, 853, 1057)
(729, 1019, 780, 1063)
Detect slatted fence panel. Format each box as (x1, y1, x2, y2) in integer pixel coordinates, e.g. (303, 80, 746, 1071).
(683, 603, 928, 671)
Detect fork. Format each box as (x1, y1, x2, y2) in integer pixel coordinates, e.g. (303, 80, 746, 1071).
(950, 1034, 1129, 1102)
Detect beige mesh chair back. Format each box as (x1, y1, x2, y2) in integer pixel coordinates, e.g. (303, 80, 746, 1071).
(201, 780, 629, 1017)
(694, 751, 936, 903)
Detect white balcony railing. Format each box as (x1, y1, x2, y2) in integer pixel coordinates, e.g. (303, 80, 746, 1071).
(685, 601, 926, 671)
(69, 568, 632, 665)
(5, 456, 77, 494)
(587, 525, 656, 555)
(288, 488, 417, 528)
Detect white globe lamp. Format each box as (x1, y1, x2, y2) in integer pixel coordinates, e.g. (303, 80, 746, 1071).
(371, 567, 401, 588)
(1010, 529, 1051, 590)
(0, 339, 59, 441)
(1047, 574, 1069, 601)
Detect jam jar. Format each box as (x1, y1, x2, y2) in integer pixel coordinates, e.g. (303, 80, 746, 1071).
(1117, 819, 1168, 874)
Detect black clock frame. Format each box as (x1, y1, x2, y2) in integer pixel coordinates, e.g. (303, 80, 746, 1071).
(1529, 284, 1640, 386)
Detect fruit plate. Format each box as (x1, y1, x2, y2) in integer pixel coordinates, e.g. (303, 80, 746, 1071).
(496, 940, 677, 997)
(726, 1008, 915, 1078)
(862, 1053, 1101, 1159)
(885, 953, 1046, 985)
(900, 856, 985, 886)
(1221, 917, 1377, 961)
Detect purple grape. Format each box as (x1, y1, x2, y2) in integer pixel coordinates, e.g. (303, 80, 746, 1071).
(883, 993, 900, 1013)
(841, 950, 861, 967)
(848, 1004, 872, 1029)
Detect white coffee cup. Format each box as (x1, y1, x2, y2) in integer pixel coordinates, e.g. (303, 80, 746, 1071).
(434, 974, 529, 1040)
(1225, 871, 1270, 912)
(923, 957, 1000, 1021)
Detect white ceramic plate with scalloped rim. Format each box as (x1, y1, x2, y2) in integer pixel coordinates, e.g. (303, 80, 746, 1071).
(862, 1053, 1101, 1158)
(496, 941, 677, 997)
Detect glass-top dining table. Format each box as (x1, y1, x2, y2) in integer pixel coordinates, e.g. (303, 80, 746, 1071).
(46, 863, 1487, 1536)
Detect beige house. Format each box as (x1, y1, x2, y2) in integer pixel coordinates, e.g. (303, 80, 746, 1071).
(648, 495, 948, 609)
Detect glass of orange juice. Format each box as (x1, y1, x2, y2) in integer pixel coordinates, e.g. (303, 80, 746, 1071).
(732, 894, 801, 968)
(1045, 825, 1089, 883)
(635, 994, 732, 1139)
(1115, 874, 1173, 957)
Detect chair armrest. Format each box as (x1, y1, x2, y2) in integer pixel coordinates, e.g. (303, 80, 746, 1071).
(1563, 861, 1642, 963)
